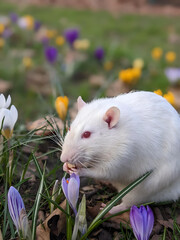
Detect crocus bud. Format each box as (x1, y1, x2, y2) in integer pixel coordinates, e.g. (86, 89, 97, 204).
(130, 205, 154, 240)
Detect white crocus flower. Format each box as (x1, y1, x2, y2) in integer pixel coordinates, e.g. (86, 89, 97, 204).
(0, 105, 18, 139)
(17, 17, 28, 29)
(0, 94, 11, 109)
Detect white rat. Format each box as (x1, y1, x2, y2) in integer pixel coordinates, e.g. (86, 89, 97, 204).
(61, 91, 180, 214)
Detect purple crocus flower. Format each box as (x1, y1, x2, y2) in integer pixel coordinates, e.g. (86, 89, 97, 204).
(62, 173, 80, 215)
(34, 20, 41, 31)
(9, 13, 18, 23)
(94, 47, 104, 61)
(165, 67, 180, 84)
(45, 46, 58, 64)
(8, 186, 29, 238)
(130, 205, 154, 240)
(64, 28, 79, 46)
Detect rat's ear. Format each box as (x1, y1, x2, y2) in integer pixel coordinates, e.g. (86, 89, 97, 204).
(103, 107, 120, 129)
(77, 96, 86, 111)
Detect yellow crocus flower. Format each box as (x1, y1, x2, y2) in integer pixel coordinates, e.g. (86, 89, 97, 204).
(154, 89, 163, 96)
(73, 39, 90, 50)
(165, 51, 176, 63)
(0, 24, 5, 34)
(151, 47, 163, 60)
(46, 29, 57, 39)
(55, 96, 69, 121)
(133, 58, 144, 69)
(23, 57, 33, 69)
(24, 15, 34, 30)
(104, 61, 113, 71)
(163, 91, 175, 106)
(55, 36, 65, 46)
(119, 68, 141, 84)
(0, 38, 5, 48)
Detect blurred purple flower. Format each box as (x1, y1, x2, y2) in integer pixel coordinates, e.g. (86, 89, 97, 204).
(62, 173, 80, 215)
(9, 13, 18, 23)
(8, 186, 29, 238)
(2, 28, 13, 39)
(34, 20, 41, 31)
(130, 205, 154, 240)
(94, 47, 104, 61)
(165, 67, 180, 84)
(45, 46, 58, 64)
(64, 28, 79, 46)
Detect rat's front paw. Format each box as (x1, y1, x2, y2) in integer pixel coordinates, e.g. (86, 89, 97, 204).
(100, 202, 127, 215)
(63, 162, 78, 175)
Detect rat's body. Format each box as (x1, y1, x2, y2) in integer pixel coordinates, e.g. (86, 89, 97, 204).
(61, 91, 180, 213)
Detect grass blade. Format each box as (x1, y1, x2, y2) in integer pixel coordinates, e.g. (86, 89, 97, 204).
(31, 165, 45, 240)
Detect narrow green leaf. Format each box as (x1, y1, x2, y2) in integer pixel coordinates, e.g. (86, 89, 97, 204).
(32, 153, 50, 199)
(31, 165, 45, 240)
(162, 227, 166, 240)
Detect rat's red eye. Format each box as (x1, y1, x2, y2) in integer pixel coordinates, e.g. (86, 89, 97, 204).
(82, 131, 91, 139)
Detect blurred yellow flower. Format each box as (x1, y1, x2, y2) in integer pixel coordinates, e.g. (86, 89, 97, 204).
(55, 96, 69, 121)
(151, 47, 163, 60)
(154, 89, 162, 96)
(0, 24, 5, 34)
(133, 58, 144, 69)
(23, 57, 33, 69)
(165, 51, 176, 63)
(24, 15, 34, 30)
(55, 36, 65, 46)
(46, 29, 57, 39)
(119, 68, 141, 84)
(104, 61, 113, 71)
(0, 38, 5, 48)
(73, 39, 90, 50)
(163, 91, 175, 106)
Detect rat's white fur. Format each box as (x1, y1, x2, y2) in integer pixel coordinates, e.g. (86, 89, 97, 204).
(61, 91, 180, 213)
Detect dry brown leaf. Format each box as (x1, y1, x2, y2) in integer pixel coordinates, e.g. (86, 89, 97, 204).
(106, 80, 131, 97)
(26, 67, 52, 96)
(105, 211, 130, 228)
(26, 115, 64, 136)
(89, 75, 105, 87)
(150, 234, 161, 240)
(157, 219, 174, 230)
(81, 185, 96, 192)
(36, 200, 66, 240)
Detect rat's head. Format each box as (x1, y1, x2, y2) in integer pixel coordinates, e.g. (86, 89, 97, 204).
(61, 96, 121, 178)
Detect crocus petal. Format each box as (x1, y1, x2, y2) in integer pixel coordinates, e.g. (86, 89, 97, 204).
(0, 94, 5, 108)
(4, 95, 11, 108)
(45, 46, 58, 64)
(67, 176, 79, 215)
(8, 186, 25, 231)
(130, 206, 143, 240)
(140, 205, 148, 239)
(19, 209, 29, 238)
(62, 177, 69, 200)
(71, 173, 80, 188)
(10, 105, 18, 126)
(146, 206, 154, 239)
